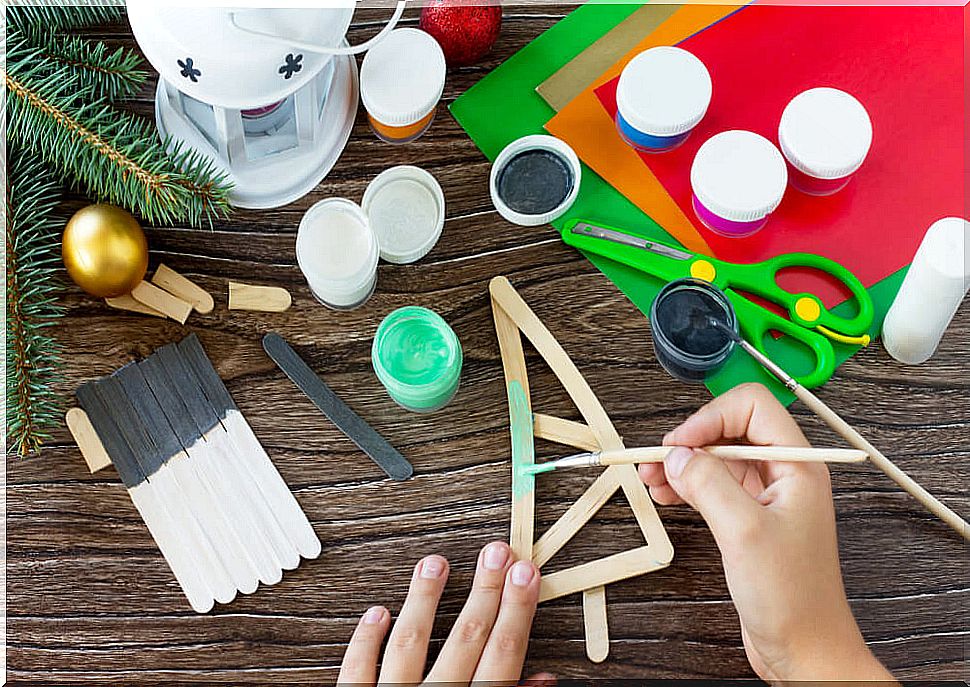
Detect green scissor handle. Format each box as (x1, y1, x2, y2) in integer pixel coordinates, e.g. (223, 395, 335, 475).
(728, 294, 836, 389)
(717, 252, 874, 339)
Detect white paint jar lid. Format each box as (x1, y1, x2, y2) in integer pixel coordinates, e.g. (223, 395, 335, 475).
(297, 198, 379, 302)
(360, 28, 446, 127)
(489, 134, 582, 227)
(363, 165, 445, 264)
(779, 87, 873, 180)
(691, 130, 788, 222)
(616, 46, 712, 137)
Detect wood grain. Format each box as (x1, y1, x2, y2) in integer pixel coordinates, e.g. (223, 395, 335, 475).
(6, 7, 969, 683)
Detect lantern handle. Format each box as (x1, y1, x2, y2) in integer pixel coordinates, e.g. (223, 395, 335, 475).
(228, 2, 407, 56)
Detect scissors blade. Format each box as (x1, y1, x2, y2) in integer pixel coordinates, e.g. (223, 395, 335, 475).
(570, 222, 694, 261)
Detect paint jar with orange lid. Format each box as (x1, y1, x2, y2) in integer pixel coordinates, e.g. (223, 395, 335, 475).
(361, 28, 446, 144)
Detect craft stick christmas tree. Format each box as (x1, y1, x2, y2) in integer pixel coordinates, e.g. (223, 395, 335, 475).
(489, 276, 673, 663)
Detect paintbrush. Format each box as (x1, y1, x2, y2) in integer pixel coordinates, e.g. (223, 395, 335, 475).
(706, 316, 970, 541)
(523, 445, 869, 475)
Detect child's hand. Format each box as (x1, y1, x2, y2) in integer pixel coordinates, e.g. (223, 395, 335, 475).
(337, 542, 551, 686)
(639, 383, 893, 683)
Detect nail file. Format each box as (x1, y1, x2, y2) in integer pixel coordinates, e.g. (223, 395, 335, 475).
(178, 334, 322, 560)
(262, 332, 414, 481)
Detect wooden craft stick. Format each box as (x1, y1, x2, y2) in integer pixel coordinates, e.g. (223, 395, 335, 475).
(131, 280, 193, 324)
(539, 545, 670, 603)
(104, 294, 166, 318)
(582, 586, 610, 664)
(490, 276, 674, 663)
(554, 445, 870, 468)
(794, 386, 970, 541)
(65, 408, 113, 473)
(533, 413, 600, 452)
(228, 281, 292, 312)
(152, 263, 214, 314)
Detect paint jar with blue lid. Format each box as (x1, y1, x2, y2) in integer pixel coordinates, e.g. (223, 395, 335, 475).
(690, 130, 788, 238)
(372, 306, 463, 413)
(649, 278, 738, 384)
(615, 46, 712, 154)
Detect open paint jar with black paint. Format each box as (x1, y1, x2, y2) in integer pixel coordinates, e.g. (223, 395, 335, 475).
(649, 278, 738, 383)
(489, 134, 582, 227)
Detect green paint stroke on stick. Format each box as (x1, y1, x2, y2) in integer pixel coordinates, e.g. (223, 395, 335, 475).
(509, 380, 537, 499)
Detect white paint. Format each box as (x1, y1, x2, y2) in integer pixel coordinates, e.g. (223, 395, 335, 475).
(883, 217, 970, 364)
(297, 198, 378, 309)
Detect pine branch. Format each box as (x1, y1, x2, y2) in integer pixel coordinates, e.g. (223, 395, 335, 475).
(5, 50, 233, 227)
(10, 27, 147, 102)
(6, 2, 126, 34)
(5, 144, 67, 457)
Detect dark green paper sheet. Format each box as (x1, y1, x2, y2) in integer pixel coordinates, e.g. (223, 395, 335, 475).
(449, 2, 906, 404)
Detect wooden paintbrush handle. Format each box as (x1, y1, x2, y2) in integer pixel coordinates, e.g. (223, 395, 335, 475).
(794, 386, 970, 542)
(598, 445, 869, 465)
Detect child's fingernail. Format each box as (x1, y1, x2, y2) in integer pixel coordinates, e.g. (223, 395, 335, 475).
(363, 606, 385, 624)
(482, 543, 509, 571)
(665, 446, 694, 479)
(420, 556, 446, 579)
(510, 560, 536, 586)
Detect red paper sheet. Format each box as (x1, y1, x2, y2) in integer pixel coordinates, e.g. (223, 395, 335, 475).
(594, 5, 965, 307)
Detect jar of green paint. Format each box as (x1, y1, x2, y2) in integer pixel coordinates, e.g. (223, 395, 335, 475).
(372, 306, 463, 413)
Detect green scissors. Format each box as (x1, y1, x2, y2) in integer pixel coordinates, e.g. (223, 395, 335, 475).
(561, 219, 874, 389)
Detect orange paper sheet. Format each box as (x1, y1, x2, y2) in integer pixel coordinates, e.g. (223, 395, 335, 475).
(545, 4, 743, 256)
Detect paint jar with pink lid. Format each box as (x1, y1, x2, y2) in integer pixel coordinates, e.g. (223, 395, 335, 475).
(690, 130, 788, 238)
(778, 87, 873, 196)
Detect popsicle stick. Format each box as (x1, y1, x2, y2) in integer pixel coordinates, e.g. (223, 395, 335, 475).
(105, 294, 166, 318)
(131, 281, 193, 324)
(65, 408, 113, 473)
(533, 413, 600, 451)
(794, 386, 970, 541)
(491, 293, 531, 404)
(152, 264, 214, 314)
(582, 585, 610, 663)
(540, 546, 670, 603)
(597, 445, 869, 465)
(228, 281, 291, 312)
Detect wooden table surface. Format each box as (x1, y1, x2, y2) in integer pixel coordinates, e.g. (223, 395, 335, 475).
(6, 8, 968, 683)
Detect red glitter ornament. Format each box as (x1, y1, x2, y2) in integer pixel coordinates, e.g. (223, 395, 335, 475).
(419, 0, 502, 67)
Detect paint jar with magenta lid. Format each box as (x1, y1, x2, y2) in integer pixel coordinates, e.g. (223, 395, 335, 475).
(372, 306, 463, 413)
(690, 130, 788, 238)
(360, 28, 446, 144)
(779, 87, 873, 196)
(615, 46, 712, 154)
(649, 278, 738, 384)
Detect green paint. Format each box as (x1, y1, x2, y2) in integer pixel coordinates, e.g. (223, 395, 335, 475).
(372, 307, 462, 413)
(509, 381, 536, 498)
(449, 2, 907, 406)
(521, 462, 557, 477)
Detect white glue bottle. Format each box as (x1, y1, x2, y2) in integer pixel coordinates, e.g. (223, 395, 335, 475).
(882, 217, 969, 364)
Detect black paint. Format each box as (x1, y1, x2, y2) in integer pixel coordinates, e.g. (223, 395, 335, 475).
(262, 332, 414, 481)
(140, 351, 210, 448)
(92, 375, 167, 483)
(115, 363, 184, 463)
(496, 149, 573, 216)
(178, 334, 237, 415)
(650, 279, 737, 383)
(76, 380, 147, 489)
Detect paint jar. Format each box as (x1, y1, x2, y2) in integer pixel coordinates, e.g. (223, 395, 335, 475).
(297, 198, 379, 310)
(360, 28, 446, 144)
(779, 88, 872, 197)
(372, 306, 463, 413)
(297, 167, 445, 309)
(490, 135, 582, 226)
(690, 130, 788, 238)
(649, 278, 738, 384)
(615, 46, 712, 154)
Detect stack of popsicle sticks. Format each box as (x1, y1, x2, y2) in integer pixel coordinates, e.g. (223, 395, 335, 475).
(71, 334, 320, 613)
(490, 276, 673, 663)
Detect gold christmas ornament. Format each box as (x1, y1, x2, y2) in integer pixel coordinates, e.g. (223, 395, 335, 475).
(62, 204, 149, 298)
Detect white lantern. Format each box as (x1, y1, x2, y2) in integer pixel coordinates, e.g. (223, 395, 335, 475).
(126, 3, 404, 209)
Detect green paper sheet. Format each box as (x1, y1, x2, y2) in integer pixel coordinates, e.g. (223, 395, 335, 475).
(450, 2, 906, 404)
